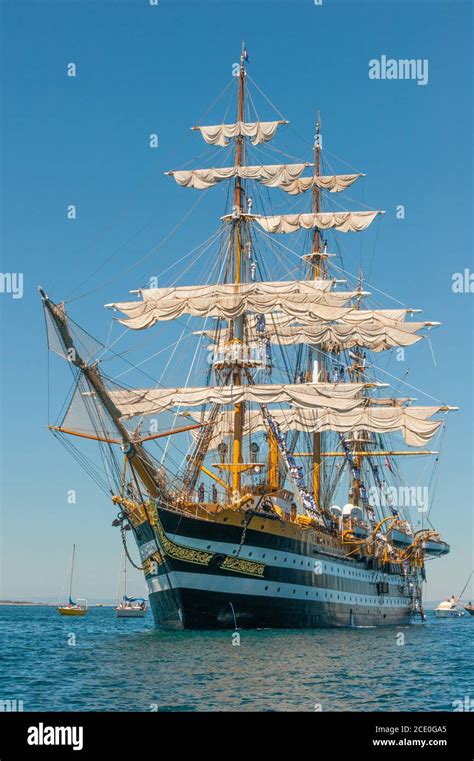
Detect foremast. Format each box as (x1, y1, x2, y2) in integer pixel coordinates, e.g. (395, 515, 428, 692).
(231, 42, 246, 497)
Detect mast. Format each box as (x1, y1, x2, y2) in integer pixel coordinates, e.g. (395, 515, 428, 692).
(311, 113, 322, 506)
(350, 272, 364, 506)
(69, 544, 75, 602)
(231, 42, 246, 496)
(124, 554, 127, 599)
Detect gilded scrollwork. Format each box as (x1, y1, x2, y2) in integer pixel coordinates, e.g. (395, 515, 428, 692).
(153, 510, 265, 577)
(221, 556, 265, 577)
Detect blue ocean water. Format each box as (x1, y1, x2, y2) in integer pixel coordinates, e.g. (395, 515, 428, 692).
(0, 605, 472, 712)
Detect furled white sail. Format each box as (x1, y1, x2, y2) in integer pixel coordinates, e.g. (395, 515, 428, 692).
(108, 280, 359, 329)
(209, 322, 427, 353)
(279, 174, 364, 194)
(138, 279, 334, 300)
(344, 309, 410, 324)
(109, 382, 375, 419)
(198, 310, 416, 339)
(194, 121, 285, 147)
(188, 406, 446, 449)
(169, 163, 309, 189)
(256, 211, 383, 234)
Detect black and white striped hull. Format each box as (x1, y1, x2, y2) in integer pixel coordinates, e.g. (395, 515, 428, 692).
(134, 506, 414, 630)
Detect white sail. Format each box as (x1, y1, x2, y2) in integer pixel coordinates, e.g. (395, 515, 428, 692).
(198, 310, 416, 338)
(256, 211, 383, 234)
(168, 163, 309, 189)
(209, 322, 427, 353)
(108, 280, 360, 329)
(194, 120, 286, 146)
(344, 309, 411, 324)
(109, 382, 378, 419)
(138, 279, 334, 299)
(279, 174, 364, 194)
(189, 406, 446, 449)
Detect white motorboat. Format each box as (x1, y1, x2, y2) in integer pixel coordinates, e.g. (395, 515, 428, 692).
(434, 597, 465, 618)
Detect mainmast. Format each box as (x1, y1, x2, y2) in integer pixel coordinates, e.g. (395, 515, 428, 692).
(310, 113, 323, 506)
(231, 42, 246, 497)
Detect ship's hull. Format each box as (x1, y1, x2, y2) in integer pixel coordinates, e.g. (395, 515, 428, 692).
(134, 505, 416, 630)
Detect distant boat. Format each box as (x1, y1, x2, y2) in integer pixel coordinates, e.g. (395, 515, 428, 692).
(434, 597, 465, 618)
(116, 550, 147, 618)
(57, 544, 88, 616)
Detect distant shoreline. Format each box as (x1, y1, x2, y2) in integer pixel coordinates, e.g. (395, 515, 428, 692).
(0, 601, 52, 606)
(1, 600, 460, 609)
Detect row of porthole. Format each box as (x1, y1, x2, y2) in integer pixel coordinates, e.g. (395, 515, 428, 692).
(211, 544, 395, 583)
(261, 586, 405, 605)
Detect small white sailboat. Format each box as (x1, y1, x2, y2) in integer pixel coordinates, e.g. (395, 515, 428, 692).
(459, 570, 474, 616)
(116, 550, 147, 618)
(434, 596, 465, 618)
(57, 544, 88, 616)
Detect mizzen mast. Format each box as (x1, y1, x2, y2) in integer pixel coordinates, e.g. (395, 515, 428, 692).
(310, 113, 323, 506)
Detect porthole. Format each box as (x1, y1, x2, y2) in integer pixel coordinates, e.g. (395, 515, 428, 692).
(277, 587, 281, 592)
(265, 586, 269, 591)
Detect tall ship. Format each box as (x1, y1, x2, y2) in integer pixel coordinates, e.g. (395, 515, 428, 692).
(41, 47, 455, 630)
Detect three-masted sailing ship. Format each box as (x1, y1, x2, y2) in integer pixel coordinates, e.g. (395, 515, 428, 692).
(41, 47, 455, 629)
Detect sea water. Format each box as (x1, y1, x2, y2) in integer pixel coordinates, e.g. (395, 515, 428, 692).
(0, 605, 472, 712)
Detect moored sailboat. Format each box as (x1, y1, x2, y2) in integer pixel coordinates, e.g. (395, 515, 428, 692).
(42, 45, 455, 630)
(116, 550, 148, 618)
(57, 545, 88, 617)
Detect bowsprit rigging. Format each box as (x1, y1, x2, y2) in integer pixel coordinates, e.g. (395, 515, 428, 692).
(40, 44, 456, 630)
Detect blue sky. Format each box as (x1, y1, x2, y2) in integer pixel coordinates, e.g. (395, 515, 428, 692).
(0, 0, 472, 603)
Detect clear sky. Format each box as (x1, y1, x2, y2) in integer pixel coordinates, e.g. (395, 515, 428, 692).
(0, 0, 472, 603)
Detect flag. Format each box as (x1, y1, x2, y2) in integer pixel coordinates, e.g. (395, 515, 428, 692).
(243, 48, 249, 62)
